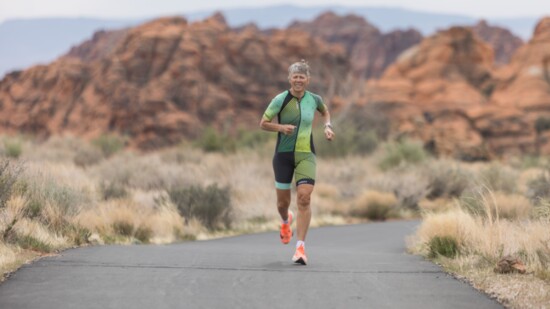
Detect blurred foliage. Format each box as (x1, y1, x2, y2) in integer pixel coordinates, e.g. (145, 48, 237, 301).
(378, 139, 429, 171)
(0, 159, 23, 209)
(169, 184, 232, 230)
(424, 161, 471, 200)
(3, 137, 23, 159)
(92, 134, 126, 158)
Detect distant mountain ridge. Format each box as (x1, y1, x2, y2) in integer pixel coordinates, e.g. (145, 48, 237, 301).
(0, 5, 540, 77)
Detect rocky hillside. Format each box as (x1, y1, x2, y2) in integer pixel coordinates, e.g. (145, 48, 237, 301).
(361, 17, 550, 159)
(470, 20, 524, 65)
(0, 14, 350, 149)
(289, 12, 423, 79)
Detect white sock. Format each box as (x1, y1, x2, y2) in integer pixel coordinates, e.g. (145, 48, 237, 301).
(282, 219, 288, 224)
(296, 240, 305, 248)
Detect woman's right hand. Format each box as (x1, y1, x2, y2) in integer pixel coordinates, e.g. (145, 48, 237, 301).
(280, 124, 296, 135)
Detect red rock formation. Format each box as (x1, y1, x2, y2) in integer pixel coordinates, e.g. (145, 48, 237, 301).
(360, 26, 495, 159)
(0, 14, 350, 149)
(289, 12, 422, 79)
(470, 20, 524, 66)
(359, 18, 550, 158)
(487, 16, 550, 155)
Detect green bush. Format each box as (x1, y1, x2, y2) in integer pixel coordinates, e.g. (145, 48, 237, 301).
(314, 125, 378, 158)
(92, 134, 126, 158)
(428, 236, 459, 258)
(378, 139, 428, 171)
(3, 138, 23, 158)
(168, 184, 232, 230)
(236, 129, 274, 149)
(195, 127, 236, 153)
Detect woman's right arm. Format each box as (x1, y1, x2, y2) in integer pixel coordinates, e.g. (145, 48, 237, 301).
(260, 118, 295, 135)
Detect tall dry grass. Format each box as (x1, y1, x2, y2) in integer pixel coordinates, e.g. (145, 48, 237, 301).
(409, 186, 550, 308)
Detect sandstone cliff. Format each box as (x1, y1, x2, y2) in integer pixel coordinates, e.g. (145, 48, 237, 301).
(360, 26, 494, 159)
(360, 18, 550, 158)
(0, 14, 350, 148)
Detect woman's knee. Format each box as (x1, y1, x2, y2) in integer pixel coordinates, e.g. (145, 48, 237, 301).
(297, 194, 311, 209)
(277, 198, 290, 209)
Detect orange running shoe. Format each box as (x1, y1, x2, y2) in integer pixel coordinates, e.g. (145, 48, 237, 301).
(280, 211, 293, 244)
(292, 244, 307, 265)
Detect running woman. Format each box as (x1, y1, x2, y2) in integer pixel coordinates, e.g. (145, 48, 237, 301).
(259, 60, 335, 265)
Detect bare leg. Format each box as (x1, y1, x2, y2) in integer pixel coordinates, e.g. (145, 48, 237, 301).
(296, 184, 313, 241)
(276, 189, 291, 221)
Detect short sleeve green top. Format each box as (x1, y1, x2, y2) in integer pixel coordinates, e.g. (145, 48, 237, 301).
(263, 90, 327, 153)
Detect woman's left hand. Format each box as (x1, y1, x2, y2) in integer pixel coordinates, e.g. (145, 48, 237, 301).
(324, 127, 334, 141)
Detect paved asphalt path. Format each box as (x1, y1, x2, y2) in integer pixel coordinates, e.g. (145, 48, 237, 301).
(0, 221, 502, 309)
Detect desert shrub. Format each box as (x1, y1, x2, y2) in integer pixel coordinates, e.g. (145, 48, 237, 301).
(526, 168, 550, 204)
(425, 161, 471, 199)
(99, 181, 128, 200)
(134, 226, 153, 243)
(168, 184, 232, 230)
(17, 177, 88, 226)
(92, 153, 189, 191)
(3, 138, 23, 159)
(92, 134, 126, 158)
(378, 139, 428, 171)
(0, 159, 23, 209)
(478, 163, 518, 193)
(73, 145, 104, 167)
(391, 173, 429, 211)
(428, 235, 459, 258)
(351, 190, 396, 220)
(195, 127, 236, 153)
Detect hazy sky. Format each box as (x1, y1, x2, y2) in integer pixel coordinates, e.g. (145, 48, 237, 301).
(1, 0, 549, 23)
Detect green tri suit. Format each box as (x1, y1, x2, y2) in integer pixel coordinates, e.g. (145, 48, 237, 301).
(262, 90, 327, 189)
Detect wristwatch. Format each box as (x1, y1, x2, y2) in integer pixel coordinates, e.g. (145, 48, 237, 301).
(324, 123, 333, 130)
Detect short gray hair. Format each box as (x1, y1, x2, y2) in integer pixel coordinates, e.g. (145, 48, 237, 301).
(288, 60, 310, 78)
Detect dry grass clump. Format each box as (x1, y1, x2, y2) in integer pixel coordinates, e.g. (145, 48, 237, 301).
(409, 190, 550, 308)
(75, 199, 187, 244)
(350, 190, 397, 221)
